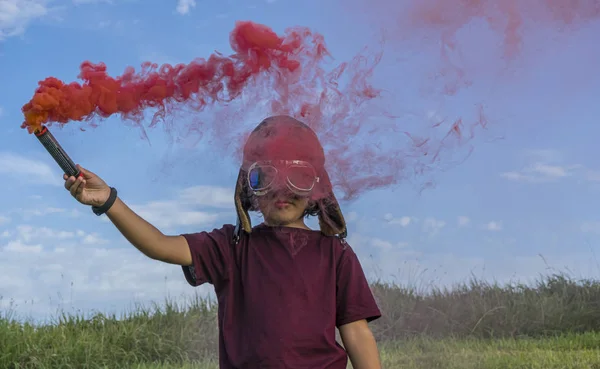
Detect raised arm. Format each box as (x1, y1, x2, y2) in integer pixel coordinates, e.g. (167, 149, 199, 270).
(105, 197, 192, 265)
(63, 165, 192, 266)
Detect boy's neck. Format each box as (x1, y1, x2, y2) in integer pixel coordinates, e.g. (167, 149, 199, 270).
(263, 219, 311, 230)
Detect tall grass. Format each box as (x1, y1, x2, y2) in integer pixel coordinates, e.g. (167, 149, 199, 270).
(370, 272, 600, 341)
(1, 272, 599, 368)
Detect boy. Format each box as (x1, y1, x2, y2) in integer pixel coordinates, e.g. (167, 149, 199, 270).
(63, 115, 382, 368)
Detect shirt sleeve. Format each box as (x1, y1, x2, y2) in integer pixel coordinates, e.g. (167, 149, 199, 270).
(335, 243, 382, 327)
(180, 224, 234, 289)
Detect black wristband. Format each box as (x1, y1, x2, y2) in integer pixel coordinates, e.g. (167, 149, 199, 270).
(92, 187, 117, 216)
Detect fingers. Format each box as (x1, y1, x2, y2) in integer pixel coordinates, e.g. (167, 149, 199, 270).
(76, 164, 93, 179)
(69, 176, 82, 197)
(64, 174, 77, 190)
(65, 175, 86, 198)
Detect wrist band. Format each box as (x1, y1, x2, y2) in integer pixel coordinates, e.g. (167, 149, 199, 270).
(92, 187, 118, 216)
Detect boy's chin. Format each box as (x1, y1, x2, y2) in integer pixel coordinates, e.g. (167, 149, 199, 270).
(264, 210, 302, 226)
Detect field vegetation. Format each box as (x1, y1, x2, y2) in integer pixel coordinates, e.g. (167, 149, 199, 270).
(1, 272, 600, 368)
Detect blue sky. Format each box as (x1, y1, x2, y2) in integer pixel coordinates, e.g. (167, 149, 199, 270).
(1, 0, 600, 322)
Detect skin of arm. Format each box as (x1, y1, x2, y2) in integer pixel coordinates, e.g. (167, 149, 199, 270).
(106, 197, 193, 266)
(339, 319, 382, 369)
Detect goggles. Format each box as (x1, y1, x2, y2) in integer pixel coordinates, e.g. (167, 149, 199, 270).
(247, 160, 320, 196)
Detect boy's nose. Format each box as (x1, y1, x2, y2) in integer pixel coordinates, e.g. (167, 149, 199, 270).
(267, 185, 295, 199)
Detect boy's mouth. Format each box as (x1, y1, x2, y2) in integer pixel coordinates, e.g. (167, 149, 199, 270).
(274, 199, 292, 208)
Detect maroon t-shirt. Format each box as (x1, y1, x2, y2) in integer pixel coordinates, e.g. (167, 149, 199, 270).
(181, 223, 381, 369)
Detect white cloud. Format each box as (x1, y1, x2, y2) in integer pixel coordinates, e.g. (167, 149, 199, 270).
(0, 0, 48, 40)
(346, 233, 410, 256)
(363, 247, 600, 292)
(133, 201, 219, 230)
(586, 170, 600, 182)
(345, 229, 600, 295)
(0, 215, 10, 225)
(383, 213, 412, 227)
(177, 186, 232, 208)
(122, 185, 234, 232)
(500, 171, 531, 182)
(0, 223, 212, 320)
(72, 229, 107, 245)
(422, 217, 445, 235)
(13, 206, 82, 220)
(5, 239, 42, 253)
(345, 211, 358, 222)
(426, 109, 444, 124)
(1, 217, 598, 322)
(1, 224, 107, 254)
(457, 216, 470, 227)
(501, 149, 585, 183)
(531, 163, 570, 178)
(38, 207, 66, 214)
(13, 224, 105, 243)
(581, 221, 600, 234)
(176, 0, 195, 14)
(501, 163, 580, 183)
(370, 237, 408, 250)
(72, 0, 112, 4)
(485, 221, 503, 232)
(0, 152, 61, 186)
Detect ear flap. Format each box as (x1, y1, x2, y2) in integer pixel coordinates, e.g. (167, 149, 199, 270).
(234, 169, 253, 236)
(317, 192, 347, 238)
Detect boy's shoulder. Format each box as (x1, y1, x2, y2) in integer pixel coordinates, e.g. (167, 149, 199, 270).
(197, 223, 356, 256)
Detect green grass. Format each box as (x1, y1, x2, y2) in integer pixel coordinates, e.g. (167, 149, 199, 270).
(5, 334, 598, 369)
(2, 272, 600, 368)
(132, 335, 600, 369)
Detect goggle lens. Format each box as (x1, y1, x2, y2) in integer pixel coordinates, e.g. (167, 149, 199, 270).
(247, 161, 318, 195)
(287, 165, 317, 190)
(248, 165, 277, 190)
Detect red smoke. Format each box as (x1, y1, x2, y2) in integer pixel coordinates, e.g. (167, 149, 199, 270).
(349, 0, 600, 97)
(21, 20, 422, 200)
(21, 21, 312, 133)
(21, 4, 599, 200)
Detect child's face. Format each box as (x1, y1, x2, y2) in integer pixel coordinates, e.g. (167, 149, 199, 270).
(256, 190, 310, 227)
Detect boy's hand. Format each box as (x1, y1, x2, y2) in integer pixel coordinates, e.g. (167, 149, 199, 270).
(63, 165, 111, 207)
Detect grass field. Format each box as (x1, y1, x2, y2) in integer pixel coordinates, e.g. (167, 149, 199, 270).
(2, 272, 600, 368)
(130, 334, 600, 369)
